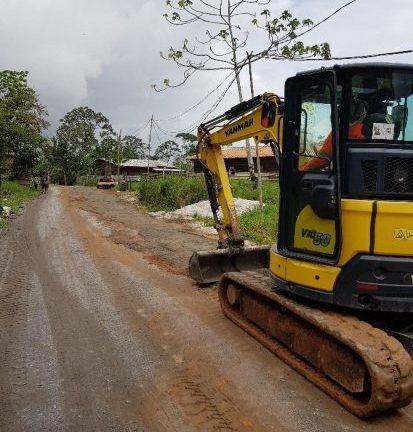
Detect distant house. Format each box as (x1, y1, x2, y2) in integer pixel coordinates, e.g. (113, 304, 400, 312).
(95, 158, 118, 176)
(95, 158, 181, 177)
(119, 159, 181, 177)
(189, 145, 278, 176)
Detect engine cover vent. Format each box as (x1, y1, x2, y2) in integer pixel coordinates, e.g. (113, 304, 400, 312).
(384, 157, 413, 193)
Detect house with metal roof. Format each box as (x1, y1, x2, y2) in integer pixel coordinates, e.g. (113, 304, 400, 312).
(119, 159, 181, 176)
(189, 145, 278, 176)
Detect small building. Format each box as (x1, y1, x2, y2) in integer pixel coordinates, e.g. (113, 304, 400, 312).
(189, 145, 278, 176)
(119, 159, 181, 177)
(95, 158, 181, 178)
(95, 158, 118, 176)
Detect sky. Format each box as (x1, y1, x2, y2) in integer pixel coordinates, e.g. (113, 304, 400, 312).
(0, 0, 412, 148)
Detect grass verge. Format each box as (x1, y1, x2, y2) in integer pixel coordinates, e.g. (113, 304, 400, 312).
(0, 180, 40, 229)
(191, 178, 279, 245)
(137, 174, 207, 211)
(135, 174, 279, 245)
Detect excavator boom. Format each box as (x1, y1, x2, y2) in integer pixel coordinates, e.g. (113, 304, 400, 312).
(188, 93, 282, 283)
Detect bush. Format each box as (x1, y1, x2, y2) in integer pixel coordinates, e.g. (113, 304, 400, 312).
(77, 176, 99, 187)
(238, 203, 278, 244)
(0, 180, 40, 229)
(137, 174, 207, 211)
(230, 179, 279, 204)
(136, 175, 280, 245)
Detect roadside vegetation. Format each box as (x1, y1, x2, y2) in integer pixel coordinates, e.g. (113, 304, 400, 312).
(0, 180, 40, 229)
(136, 174, 279, 245)
(137, 174, 207, 211)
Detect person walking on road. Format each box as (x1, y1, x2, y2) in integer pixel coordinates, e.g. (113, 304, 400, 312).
(32, 174, 39, 191)
(41, 171, 49, 194)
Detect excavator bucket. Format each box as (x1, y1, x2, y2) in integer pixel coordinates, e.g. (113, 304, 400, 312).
(189, 245, 270, 284)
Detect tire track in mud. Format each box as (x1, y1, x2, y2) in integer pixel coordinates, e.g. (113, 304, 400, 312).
(62, 198, 264, 432)
(1, 187, 413, 432)
(69, 187, 413, 432)
(27, 190, 148, 431)
(168, 372, 241, 431)
(0, 207, 48, 430)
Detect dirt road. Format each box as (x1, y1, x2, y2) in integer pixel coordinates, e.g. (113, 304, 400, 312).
(1, 186, 412, 432)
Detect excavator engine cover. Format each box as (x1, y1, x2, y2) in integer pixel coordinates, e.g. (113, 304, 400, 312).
(189, 245, 270, 284)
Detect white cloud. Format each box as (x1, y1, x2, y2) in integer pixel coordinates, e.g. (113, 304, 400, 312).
(0, 0, 412, 143)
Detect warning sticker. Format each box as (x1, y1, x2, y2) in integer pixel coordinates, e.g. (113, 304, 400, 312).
(394, 228, 413, 240)
(372, 123, 395, 140)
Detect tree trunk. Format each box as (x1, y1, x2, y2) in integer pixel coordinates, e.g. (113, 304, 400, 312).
(248, 52, 263, 210)
(228, 0, 255, 178)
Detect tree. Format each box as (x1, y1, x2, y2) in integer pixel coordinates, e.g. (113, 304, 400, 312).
(176, 132, 197, 156)
(153, 140, 180, 163)
(54, 106, 115, 183)
(48, 136, 80, 185)
(159, 0, 333, 174)
(121, 135, 146, 160)
(0, 70, 49, 181)
(174, 132, 197, 170)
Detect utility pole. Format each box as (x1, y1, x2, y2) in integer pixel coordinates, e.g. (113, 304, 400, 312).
(117, 129, 122, 186)
(147, 115, 154, 175)
(247, 52, 263, 210)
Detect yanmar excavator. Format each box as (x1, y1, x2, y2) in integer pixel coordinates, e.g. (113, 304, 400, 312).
(189, 63, 413, 417)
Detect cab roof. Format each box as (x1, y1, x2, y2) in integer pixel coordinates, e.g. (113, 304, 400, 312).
(296, 62, 413, 76)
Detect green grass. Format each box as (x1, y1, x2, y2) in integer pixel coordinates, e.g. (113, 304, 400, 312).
(0, 180, 40, 229)
(135, 175, 279, 245)
(81, 176, 99, 187)
(230, 179, 280, 204)
(238, 203, 278, 244)
(137, 174, 207, 211)
(229, 179, 279, 244)
(191, 178, 279, 245)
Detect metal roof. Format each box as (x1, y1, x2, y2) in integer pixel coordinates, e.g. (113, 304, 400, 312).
(188, 146, 274, 160)
(120, 159, 176, 169)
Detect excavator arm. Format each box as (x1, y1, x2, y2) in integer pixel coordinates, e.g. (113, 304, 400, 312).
(189, 93, 283, 283)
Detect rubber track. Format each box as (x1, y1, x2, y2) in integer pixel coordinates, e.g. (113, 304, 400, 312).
(219, 271, 413, 417)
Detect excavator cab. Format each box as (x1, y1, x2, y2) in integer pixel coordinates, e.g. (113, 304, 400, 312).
(278, 69, 340, 261)
(272, 64, 413, 314)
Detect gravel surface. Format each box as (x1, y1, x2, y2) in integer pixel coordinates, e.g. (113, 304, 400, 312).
(0, 186, 412, 431)
(150, 198, 260, 219)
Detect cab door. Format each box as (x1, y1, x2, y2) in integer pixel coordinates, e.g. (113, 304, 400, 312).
(278, 71, 341, 263)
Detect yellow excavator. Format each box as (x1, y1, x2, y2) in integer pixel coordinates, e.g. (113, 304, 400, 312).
(189, 63, 413, 417)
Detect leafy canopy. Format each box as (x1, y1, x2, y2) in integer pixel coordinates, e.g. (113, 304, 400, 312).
(156, 0, 331, 90)
(0, 70, 49, 177)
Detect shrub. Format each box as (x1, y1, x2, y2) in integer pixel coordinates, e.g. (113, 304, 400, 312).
(238, 203, 278, 244)
(137, 174, 207, 211)
(0, 181, 40, 229)
(230, 179, 279, 204)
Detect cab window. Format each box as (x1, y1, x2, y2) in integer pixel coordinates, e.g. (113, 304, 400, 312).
(349, 71, 413, 141)
(297, 82, 334, 172)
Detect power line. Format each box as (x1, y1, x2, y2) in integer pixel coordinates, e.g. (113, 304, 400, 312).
(156, 70, 235, 122)
(295, 0, 358, 40)
(156, 70, 240, 135)
(128, 118, 151, 136)
(286, 49, 413, 61)
(152, 120, 177, 138)
(152, 121, 164, 145)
